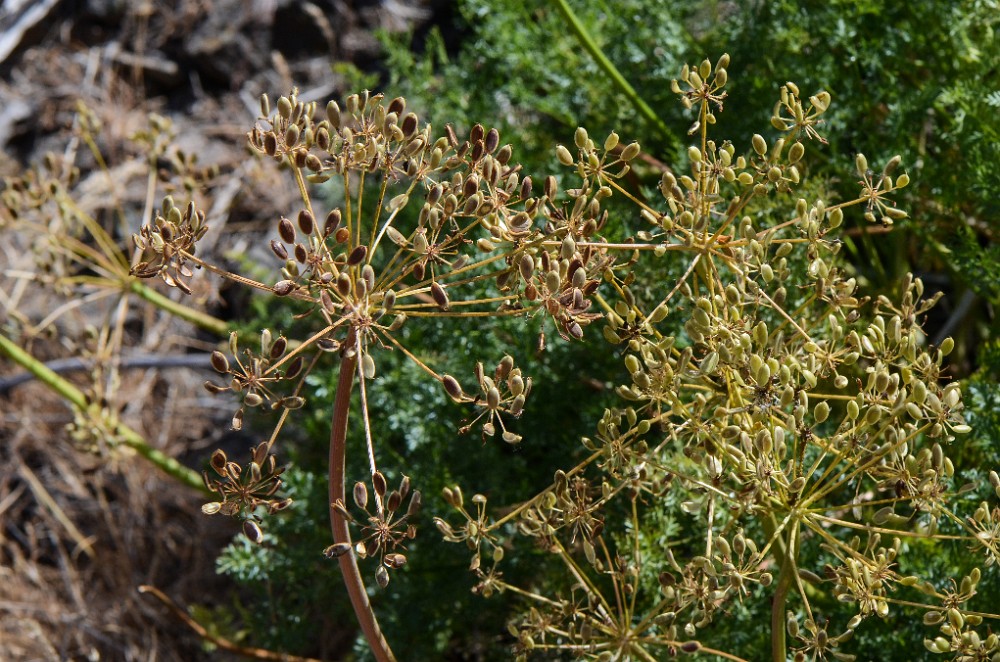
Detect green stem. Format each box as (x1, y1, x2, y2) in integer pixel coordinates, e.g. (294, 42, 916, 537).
(552, 0, 673, 141)
(127, 280, 229, 336)
(0, 332, 207, 493)
(327, 328, 396, 662)
(769, 517, 799, 662)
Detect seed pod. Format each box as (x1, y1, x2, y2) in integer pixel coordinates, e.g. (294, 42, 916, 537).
(202, 501, 223, 515)
(443, 374, 465, 404)
(544, 175, 558, 199)
(496, 143, 512, 164)
(326, 100, 341, 128)
(347, 244, 368, 266)
(324, 209, 342, 236)
(752, 134, 767, 156)
(518, 253, 534, 281)
(278, 216, 296, 243)
(243, 520, 264, 544)
(431, 281, 450, 310)
(270, 336, 287, 360)
(354, 481, 368, 509)
(520, 176, 533, 199)
(334, 272, 351, 296)
(324, 542, 352, 559)
(383, 289, 396, 310)
(273, 280, 297, 296)
(856, 153, 869, 176)
(284, 124, 300, 148)
(262, 132, 277, 156)
(210, 351, 229, 374)
(298, 210, 315, 235)
(485, 127, 500, 153)
(270, 239, 288, 260)
(788, 142, 805, 164)
(362, 352, 376, 379)
(556, 145, 573, 166)
(620, 142, 641, 161)
(375, 565, 389, 588)
(372, 471, 387, 498)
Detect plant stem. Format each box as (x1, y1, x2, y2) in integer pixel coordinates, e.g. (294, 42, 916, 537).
(127, 279, 229, 336)
(0, 332, 207, 493)
(770, 518, 799, 662)
(327, 327, 396, 662)
(551, 0, 673, 141)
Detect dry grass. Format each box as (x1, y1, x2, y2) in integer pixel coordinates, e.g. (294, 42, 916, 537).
(0, 375, 238, 661)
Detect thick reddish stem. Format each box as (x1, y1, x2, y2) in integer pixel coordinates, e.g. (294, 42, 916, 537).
(328, 328, 396, 662)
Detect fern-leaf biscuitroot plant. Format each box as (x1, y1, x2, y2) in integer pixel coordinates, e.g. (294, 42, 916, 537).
(119, 56, 1000, 661)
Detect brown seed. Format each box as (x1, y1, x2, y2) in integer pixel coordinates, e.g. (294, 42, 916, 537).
(497, 144, 512, 165)
(316, 127, 330, 151)
(470, 123, 484, 143)
(324, 209, 342, 236)
(298, 210, 315, 235)
(324, 542, 352, 558)
(442, 374, 464, 401)
(294, 243, 307, 263)
(384, 552, 407, 568)
(375, 565, 389, 588)
(518, 253, 534, 281)
(305, 154, 323, 172)
(544, 175, 557, 199)
(270, 239, 288, 260)
(372, 471, 387, 497)
(337, 272, 352, 296)
(285, 356, 304, 380)
(243, 520, 264, 544)
(278, 217, 296, 243)
(204, 381, 229, 394)
(210, 449, 228, 474)
(387, 96, 405, 115)
(348, 244, 368, 266)
(401, 112, 418, 137)
(485, 127, 500, 153)
(273, 280, 297, 296)
(270, 336, 287, 360)
(520, 176, 532, 199)
(335, 227, 350, 243)
(354, 481, 368, 509)
(463, 175, 479, 198)
(210, 351, 229, 374)
(431, 281, 450, 310)
(470, 140, 484, 162)
(387, 490, 401, 512)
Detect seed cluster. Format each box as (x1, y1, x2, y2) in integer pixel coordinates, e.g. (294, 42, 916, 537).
(428, 56, 996, 661)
